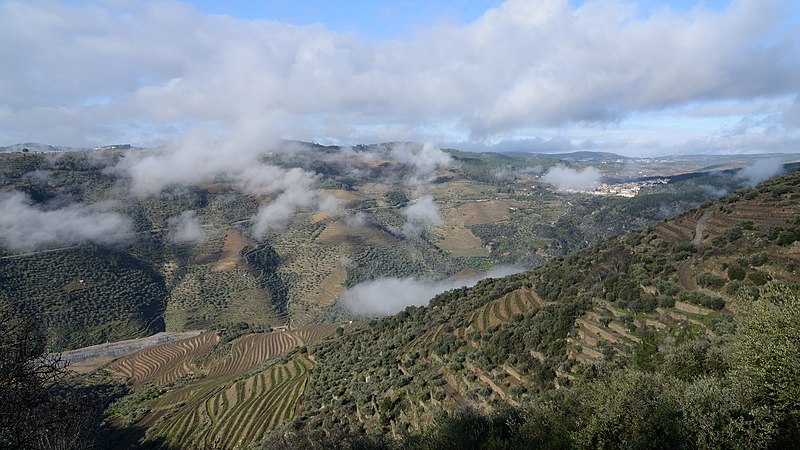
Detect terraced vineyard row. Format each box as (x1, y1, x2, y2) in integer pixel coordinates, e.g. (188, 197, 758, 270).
(209, 331, 304, 378)
(107, 331, 219, 386)
(463, 288, 540, 334)
(656, 196, 800, 245)
(146, 354, 313, 449)
(654, 221, 694, 243)
(291, 323, 340, 344)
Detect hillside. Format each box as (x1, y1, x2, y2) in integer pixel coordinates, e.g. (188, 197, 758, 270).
(279, 168, 800, 447)
(87, 168, 800, 449)
(0, 144, 760, 351)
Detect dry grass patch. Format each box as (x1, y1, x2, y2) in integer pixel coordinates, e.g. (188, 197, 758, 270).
(438, 226, 489, 257)
(305, 266, 347, 307)
(324, 189, 368, 206)
(213, 229, 254, 272)
(447, 200, 512, 226)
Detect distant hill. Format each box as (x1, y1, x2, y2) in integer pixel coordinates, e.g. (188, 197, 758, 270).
(532, 150, 632, 162)
(0, 142, 88, 153)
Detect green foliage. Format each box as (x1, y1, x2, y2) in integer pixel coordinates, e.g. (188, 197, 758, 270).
(730, 282, 800, 416)
(696, 272, 726, 290)
(727, 265, 746, 281)
(383, 189, 409, 206)
(678, 291, 725, 311)
(575, 371, 690, 449)
(662, 338, 729, 381)
(0, 246, 167, 350)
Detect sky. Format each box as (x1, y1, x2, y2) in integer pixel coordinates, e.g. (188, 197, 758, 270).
(1, 0, 799, 156)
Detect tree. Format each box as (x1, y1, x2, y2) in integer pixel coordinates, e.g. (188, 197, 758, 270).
(575, 371, 691, 450)
(730, 282, 800, 417)
(0, 303, 101, 449)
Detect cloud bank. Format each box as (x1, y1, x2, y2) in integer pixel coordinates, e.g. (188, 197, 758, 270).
(341, 265, 523, 316)
(0, 192, 132, 251)
(1, 0, 798, 154)
(113, 122, 338, 237)
(542, 165, 603, 191)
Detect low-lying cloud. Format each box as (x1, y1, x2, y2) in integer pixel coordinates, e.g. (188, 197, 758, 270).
(253, 186, 339, 236)
(341, 265, 523, 316)
(167, 210, 205, 243)
(114, 122, 338, 237)
(391, 143, 453, 186)
(541, 165, 602, 191)
(735, 158, 785, 186)
(0, 192, 132, 251)
(401, 195, 443, 238)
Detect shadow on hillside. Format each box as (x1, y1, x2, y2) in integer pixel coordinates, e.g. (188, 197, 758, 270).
(99, 423, 182, 450)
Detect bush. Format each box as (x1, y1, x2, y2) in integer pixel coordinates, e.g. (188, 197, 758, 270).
(727, 265, 747, 281)
(679, 292, 725, 311)
(777, 230, 798, 246)
(697, 272, 726, 290)
(658, 296, 676, 308)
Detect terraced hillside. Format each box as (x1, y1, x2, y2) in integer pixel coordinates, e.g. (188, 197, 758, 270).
(102, 322, 344, 448)
(91, 168, 800, 449)
(1, 147, 767, 350)
(144, 354, 313, 449)
(279, 168, 800, 441)
(107, 331, 219, 386)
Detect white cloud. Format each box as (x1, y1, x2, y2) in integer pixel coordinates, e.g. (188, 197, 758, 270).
(167, 210, 205, 243)
(735, 158, 785, 187)
(0, 192, 132, 251)
(0, 0, 798, 154)
(401, 195, 443, 237)
(111, 120, 339, 237)
(341, 265, 523, 316)
(542, 165, 603, 191)
(390, 142, 452, 186)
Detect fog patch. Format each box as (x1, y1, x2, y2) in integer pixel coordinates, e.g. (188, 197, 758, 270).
(0, 191, 132, 251)
(341, 265, 524, 316)
(698, 184, 728, 199)
(344, 212, 367, 228)
(735, 158, 785, 186)
(401, 195, 443, 238)
(253, 187, 339, 236)
(390, 143, 452, 186)
(542, 165, 602, 191)
(338, 255, 355, 268)
(167, 210, 206, 243)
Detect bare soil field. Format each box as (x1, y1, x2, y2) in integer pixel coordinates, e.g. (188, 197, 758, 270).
(213, 229, 254, 271)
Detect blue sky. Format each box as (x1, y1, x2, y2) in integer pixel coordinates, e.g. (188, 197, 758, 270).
(1, 0, 798, 156)
(188, 0, 734, 40)
(189, 0, 504, 39)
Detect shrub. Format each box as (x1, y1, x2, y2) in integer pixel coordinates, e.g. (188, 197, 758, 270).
(697, 272, 726, 290)
(727, 265, 747, 281)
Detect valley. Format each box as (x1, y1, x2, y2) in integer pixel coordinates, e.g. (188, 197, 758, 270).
(2, 143, 798, 448)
